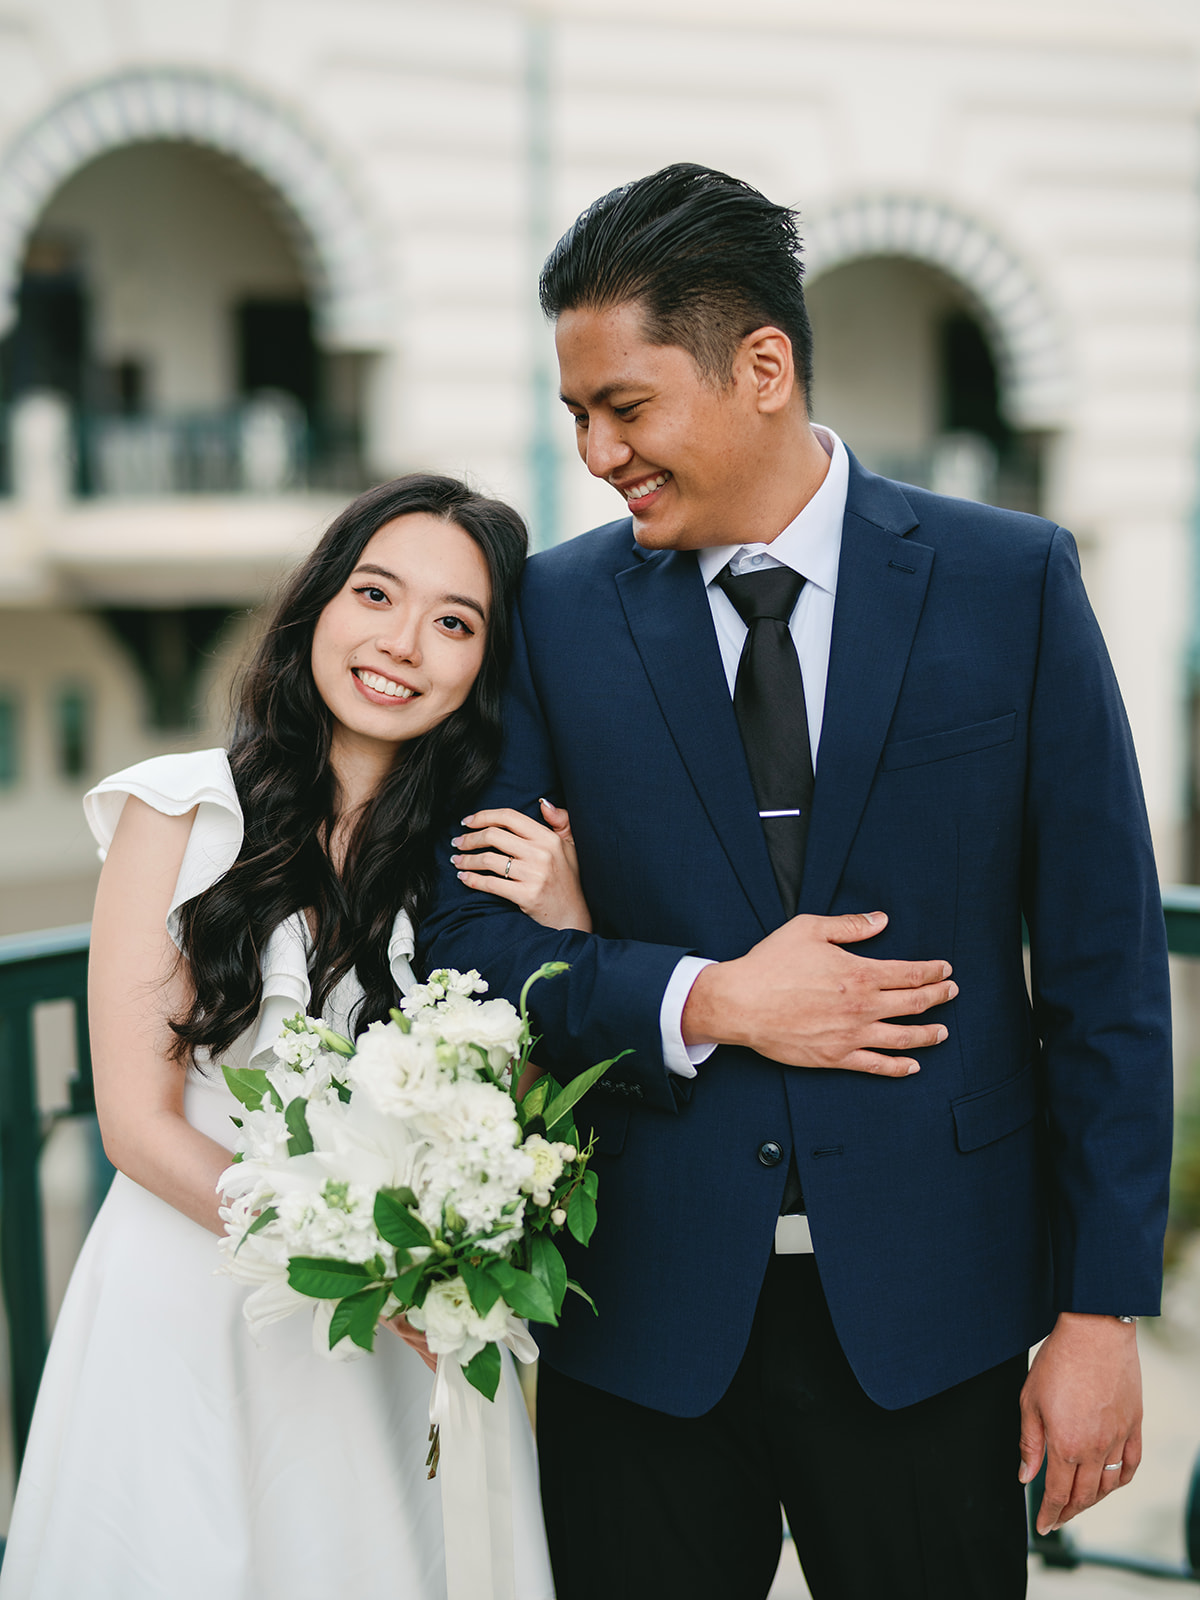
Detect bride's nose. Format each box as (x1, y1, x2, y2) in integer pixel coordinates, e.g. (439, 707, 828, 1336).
(377, 613, 422, 667)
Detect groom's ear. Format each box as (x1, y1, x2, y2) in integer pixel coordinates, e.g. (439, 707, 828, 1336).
(736, 326, 797, 416)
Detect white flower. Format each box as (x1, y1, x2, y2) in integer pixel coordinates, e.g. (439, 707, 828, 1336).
(412, 992, 524, 1073)
(411, 1079, 532, 1240)
(407, 1274, 511, 1361)
(347, 1019, 445, 1117)
(520, 1133, 569, 1208)
(402, 968, 489, 1013)
(234, 1103, 291, 1164)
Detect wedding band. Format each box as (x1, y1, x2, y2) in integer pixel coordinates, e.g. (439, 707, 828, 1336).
(503, 857, 513, 879)
(1103, 1462, 1122, 1471)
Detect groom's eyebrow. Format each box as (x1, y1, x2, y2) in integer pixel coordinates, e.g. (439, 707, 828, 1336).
(353, 563, 488, 622)
(559, 378, 638, 407)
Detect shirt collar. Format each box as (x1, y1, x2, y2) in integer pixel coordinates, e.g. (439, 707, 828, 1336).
(696, 424, 848, 597)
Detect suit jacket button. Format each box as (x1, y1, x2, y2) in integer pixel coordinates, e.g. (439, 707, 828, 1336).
(757, 1141, 784, 1168)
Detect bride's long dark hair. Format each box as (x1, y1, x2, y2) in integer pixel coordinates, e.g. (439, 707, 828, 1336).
(170, 474, 528, 1062)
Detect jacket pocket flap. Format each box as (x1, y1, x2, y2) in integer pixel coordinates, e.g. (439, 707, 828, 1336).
(952, 1064, 1037, 1153)
(882, 711, 1017, 772)
(580, 1100, 630, 1156)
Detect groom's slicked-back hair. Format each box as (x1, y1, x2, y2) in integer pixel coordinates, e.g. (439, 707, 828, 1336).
(539, 162, 814, 399)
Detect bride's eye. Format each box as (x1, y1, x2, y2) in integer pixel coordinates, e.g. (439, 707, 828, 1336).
(439, 615, 475, 637)
(354, 585, 389, 605)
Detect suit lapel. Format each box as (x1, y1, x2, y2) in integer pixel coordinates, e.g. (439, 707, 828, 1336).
(800, 464, 933, 914)
(615, 546, 783, 933)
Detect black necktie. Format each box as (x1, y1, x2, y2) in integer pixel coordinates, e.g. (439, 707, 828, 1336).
(716, 563, 813, 917)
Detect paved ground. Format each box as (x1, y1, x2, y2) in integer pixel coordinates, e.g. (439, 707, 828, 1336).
(770, 1553, 1192, 1598)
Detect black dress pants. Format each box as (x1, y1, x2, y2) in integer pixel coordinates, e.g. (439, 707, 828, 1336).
(537, 1254, 1029, 1600)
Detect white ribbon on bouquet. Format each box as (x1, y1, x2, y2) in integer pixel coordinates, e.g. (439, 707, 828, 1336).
(430, 1317, 540, 1600)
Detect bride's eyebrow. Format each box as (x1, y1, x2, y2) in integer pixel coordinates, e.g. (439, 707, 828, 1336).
(352, 564, 487, 622)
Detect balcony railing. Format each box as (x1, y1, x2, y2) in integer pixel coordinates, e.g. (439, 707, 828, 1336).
(0, 393, 372, 499)
(80, 406, 370, 496)
(1, 906, 1198, 1578)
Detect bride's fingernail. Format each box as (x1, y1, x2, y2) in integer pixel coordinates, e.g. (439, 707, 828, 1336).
(451, 836, 463, 847)
(456, 871, 468, 881)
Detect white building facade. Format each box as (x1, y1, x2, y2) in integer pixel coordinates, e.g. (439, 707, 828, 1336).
(0, 0, 1197, 931)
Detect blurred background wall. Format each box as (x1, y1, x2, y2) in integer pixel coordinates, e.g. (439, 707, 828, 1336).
(0, 0, 1196, 933)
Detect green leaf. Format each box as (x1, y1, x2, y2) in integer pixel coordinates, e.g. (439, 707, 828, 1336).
(492, 1262, 557, 1325)
(222, 1065, 273, 1112)
(463, 1341, 502, 1402)
(331, 1077, 352, 1104)
(329, 1283, 390, 1352)
(542, 1051, 630, 1136)
(566, 1184, 598, 1247)
(528, 1232, 568, 1316)
(459, 1260, 503, 1317)
(582, 1168, 599, 1200)
(565, 1277, 598, 1314)
(390, 1262, 426, 1307)
(287, 1257, 376, 1299)
(284, 1097, 314, 1156)
(519, 1077, 552, 1119)
(374, 1189, 433, 1251)
(233, 1205, 277, 1257)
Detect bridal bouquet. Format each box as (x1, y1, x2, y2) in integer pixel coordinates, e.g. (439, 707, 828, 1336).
(216, 963, 617, 1404)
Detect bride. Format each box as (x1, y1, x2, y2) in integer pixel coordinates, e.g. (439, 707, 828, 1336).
(0, 475, 591, 1600)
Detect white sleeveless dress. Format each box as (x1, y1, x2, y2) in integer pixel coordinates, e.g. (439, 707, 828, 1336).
(0, 750, 554, 1600)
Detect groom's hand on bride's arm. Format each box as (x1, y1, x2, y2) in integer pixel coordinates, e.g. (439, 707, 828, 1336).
(1019, 1313, 1142, 1535)
(679, 911, 957, 1076)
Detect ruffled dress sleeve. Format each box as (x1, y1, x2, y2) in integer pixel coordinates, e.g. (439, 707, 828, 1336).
(84, 749, 243, 951)
(83, 750, 420, 1067)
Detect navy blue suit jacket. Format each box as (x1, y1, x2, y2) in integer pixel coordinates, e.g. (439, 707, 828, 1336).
(420, 456, 1173, 1416)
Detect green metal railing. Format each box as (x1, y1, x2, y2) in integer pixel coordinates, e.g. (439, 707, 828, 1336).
(0, 922, 97, 1464)
(1, 907, 1200, 1577)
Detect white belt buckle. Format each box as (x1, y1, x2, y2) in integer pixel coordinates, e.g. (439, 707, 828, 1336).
(774, 1213, 813, 1254)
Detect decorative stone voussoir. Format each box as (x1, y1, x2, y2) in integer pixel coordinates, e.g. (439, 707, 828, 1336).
(805, 195, 1071, 432)
(0, 67, 393, 352)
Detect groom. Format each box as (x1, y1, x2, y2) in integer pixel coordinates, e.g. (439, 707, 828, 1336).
(421, 165, 1173, 1599)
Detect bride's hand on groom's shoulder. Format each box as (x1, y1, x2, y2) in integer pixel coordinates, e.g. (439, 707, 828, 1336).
(681, 911, 958, 1077)
(451, 800, 593, 934)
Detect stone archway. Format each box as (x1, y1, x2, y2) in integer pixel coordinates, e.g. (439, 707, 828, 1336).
(803, 195, 1070, 431)
(0, 68, 391, 350)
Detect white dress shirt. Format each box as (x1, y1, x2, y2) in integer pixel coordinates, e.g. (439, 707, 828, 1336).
(658, 425, 850, 1076)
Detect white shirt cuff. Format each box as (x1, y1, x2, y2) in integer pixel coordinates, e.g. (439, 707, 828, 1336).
(660, 956, 718, 1078)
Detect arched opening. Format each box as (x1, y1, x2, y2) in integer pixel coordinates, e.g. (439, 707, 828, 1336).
(806, 255, 1044, 514)
(0, 140, 369, 497)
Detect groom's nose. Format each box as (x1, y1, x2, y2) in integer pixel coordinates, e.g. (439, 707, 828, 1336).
(584, 415, 632, 479)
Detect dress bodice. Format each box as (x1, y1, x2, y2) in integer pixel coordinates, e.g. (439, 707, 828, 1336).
(84, 749, 418, 1135)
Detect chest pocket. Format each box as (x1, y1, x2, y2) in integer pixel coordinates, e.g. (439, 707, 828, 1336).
(882, 712, 1017, 772)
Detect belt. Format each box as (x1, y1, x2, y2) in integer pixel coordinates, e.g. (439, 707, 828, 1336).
(774, 1213, 813, 1254)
